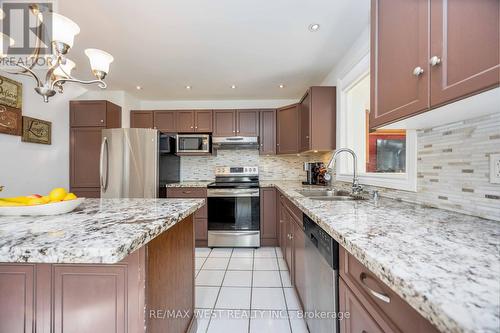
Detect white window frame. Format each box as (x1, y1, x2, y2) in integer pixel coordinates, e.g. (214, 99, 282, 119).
(335, 52, 417, 192)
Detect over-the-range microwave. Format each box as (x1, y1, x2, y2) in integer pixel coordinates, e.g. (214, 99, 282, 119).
(176, 134, 211, 153)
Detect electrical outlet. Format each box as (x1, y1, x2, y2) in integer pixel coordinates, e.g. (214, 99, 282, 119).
(490, 154, 500, 184)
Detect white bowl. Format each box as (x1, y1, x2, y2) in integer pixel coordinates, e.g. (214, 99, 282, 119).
(0, 198, 85, 216)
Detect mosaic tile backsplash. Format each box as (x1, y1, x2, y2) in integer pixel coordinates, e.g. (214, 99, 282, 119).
(336, 112, 500, 221)
(180, 150, 332, 181)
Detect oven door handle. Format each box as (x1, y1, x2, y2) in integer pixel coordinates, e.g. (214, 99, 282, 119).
(208, 189, 259, 197)
(209, 231, 260, 236)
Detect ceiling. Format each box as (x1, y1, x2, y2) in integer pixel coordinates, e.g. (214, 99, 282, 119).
(58, 0, 369, 100)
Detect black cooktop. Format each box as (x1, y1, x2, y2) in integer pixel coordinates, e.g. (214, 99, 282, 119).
(207, 181, 260, 189)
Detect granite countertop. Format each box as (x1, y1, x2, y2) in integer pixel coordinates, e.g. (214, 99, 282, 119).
(166, 181, 213, 187)
(261, 181, 500, 333)
(0, 198, 205, 264)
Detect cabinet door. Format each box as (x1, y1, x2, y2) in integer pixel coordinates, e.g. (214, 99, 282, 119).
(70, 187, 100, 198)
(0, 265, 36, 333)
(52, 265, 127, 333)
(176, 111, 195, 132)
(195, 110, 213, 132)
(285, 217, 295, 284)
(260, 188, 277, 240)
(70, 101, 107, 127)
(430, 0, 500, 107)
(299, 91, 311, 152)
(236, 110, 259, 136)
(130, 111, 153, 128)
(213, 110, 236, 136)
(278, 195, 287, 262)
(154, 111, 176, 132)
(294, 223, 306, 308)
(259, 110, 276, 155)
(370, 0, 429, 129)
(70, 128, 102, 188)
(277, 104, 299, 154)
(195, 219, 208, 241)
(339, 278, 384, 333)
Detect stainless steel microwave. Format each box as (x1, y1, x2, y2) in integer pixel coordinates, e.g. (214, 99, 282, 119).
(176, 134, 211, 153)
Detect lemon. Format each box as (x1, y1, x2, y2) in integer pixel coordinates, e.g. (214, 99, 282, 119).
(49, 188, 67, 202)
(28, 198, 46, 205)
(41, 196, 50, 203)
(63, 193, 77, 201)
(0, 199, 26, 207)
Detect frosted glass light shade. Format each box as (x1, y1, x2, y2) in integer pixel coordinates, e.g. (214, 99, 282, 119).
(45, 12, 80, 47)
(53, 58, 75, 78)
(84, 48, 113, 74)
(0, 33, 14, 57)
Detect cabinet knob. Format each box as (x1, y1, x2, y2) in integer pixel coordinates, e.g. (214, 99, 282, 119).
(191, 126, 194, 129)
(306, 136, 309, 139)
(260, 143, 263, 147)
(195, 126, 198, 129)
(277, 143, 280, 146)
(100, 119, 104, 123)
(233, 130, 235, 133)
(429, 56, 441, 67)
(412, 66, 424, 76)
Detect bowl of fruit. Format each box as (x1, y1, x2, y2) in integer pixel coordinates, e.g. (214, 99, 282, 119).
(0, 188, 84, 216)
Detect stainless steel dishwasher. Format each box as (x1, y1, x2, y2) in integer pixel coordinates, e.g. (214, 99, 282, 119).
(303, 214, 339, 333)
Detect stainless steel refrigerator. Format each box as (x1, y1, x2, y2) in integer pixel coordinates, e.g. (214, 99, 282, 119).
(100, 128, 159, 198)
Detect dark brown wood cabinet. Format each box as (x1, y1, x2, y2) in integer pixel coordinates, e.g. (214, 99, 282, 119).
(259, 109, 276, 155)
(429, 0, 500, 107)
(370, 0, 500, 129)
(69, 101, 121, 198)
(176, 111, 196, 132)
(130, 111, 153, 128)
(299, 87, 336, 152)
(260, 188, 277, 246)
(213, 110, 236, 136)
(195, 110, 213, 132)
(276, 104, 300, 154)
(166, 187, 208, 246)
(153, 111, 176, 132)
(213, 109, 259, 137)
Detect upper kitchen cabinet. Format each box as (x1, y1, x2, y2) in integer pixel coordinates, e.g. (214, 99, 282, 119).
(213, 109, 259, 136)
(259, 109, 276, 155)
(277, 104, 300, 154)
(195, 110, 213, 132)
(370, 0, 430, 129)
(370, 0, 500, 129)
(153, 111, 176, 132)
(130, 111, 153, 129)
(236, 110, 259, 136)
(299, 86, 336, 152)
(70, 100, 121, 128)
(430, 0, 499, 107)
(176, 110, 196, 132)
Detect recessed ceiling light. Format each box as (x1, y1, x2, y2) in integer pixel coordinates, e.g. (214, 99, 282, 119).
(185, 85, 191, 90)
(279, 84, 285, 89)
(309, 23, 320, 32)
(231, 84, 237, 89)
(136, 85, 142, 90)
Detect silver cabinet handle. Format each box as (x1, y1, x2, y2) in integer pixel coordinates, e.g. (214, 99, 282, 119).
(429, 56, 441, 66)
(100, 119, 104, 123)
(412, 66, 424, 76)
(99, 137, 109, 191)
(360, 273, 391, 303)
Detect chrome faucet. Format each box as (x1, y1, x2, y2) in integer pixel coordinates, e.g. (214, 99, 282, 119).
(327, 148, 363, 195)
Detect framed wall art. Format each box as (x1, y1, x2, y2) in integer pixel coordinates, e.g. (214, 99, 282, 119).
(0, 75, 23, 109)
(0, 105, 22, 136)
(21, 116, 52, 144)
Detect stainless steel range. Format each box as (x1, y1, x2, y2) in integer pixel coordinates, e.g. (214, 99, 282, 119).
(207, 166, 260, 248)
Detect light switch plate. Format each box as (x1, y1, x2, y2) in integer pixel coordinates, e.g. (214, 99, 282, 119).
(490, 154, 500, 184)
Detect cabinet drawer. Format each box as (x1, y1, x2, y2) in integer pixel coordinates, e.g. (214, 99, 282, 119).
(340, 247, 439, 333)
(166, 187, 207, 198)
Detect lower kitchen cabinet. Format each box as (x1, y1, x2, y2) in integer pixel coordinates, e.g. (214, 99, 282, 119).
(260, 188, 277, 246)
(166, 187, 208, 246)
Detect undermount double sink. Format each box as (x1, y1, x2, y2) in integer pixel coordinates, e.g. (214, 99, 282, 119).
(296, 188, 367, 201)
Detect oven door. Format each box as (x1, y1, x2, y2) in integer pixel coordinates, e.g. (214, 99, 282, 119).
(207, 188, 260, 231)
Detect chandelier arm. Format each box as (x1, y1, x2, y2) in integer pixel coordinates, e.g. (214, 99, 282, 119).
(45, 56, 61, 83)
(1, 64, 42, 87)
(50, 77, 107, 90)
(24, 4, 44, 71)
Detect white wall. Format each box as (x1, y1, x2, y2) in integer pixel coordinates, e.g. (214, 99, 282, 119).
(140, 99, 298, 110)
(0, 74, 87, 197)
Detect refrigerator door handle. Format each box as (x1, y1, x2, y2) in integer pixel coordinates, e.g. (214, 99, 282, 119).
(100, 137, 109, 191)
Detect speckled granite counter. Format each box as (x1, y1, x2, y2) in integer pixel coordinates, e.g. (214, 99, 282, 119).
(166, 181, 213, 187)
(0, 198, 204, 264)
(261, 181, 500, 333)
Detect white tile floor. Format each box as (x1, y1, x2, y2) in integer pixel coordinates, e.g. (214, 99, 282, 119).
(194, 247, 309, 333)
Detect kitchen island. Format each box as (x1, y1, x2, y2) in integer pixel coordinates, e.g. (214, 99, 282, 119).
(0, 198, 205, 333)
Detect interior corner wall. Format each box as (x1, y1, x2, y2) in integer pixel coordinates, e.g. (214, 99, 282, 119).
(0, 74, 88, 197)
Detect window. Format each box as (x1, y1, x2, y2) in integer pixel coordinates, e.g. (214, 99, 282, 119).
(336, 53, 417, 191)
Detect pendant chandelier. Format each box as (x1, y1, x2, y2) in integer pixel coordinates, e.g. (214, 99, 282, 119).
(0, 7, 113, 102)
